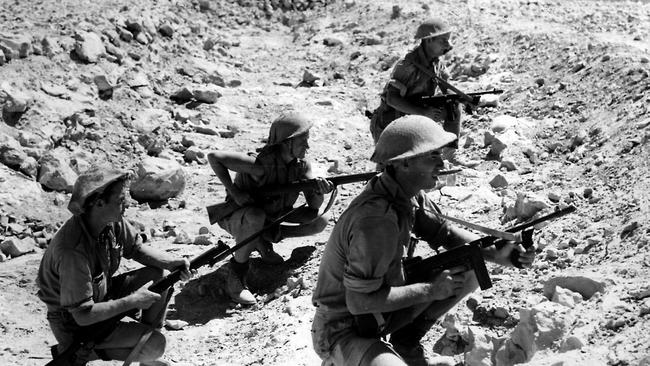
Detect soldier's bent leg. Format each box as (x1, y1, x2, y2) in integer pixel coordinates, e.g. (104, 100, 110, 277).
(390, 272, 479, 365)
(279, 207, 329, 240)
(95, 322, 166, 362)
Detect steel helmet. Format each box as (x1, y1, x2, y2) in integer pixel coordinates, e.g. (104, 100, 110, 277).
(414, 18, 452, 40)
(68, 165, 130, 215)
(371, 115, 457, 164)
(267, 112, 313, 145)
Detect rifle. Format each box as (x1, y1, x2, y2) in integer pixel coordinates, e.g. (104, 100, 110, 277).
(405, 205, 577, 290)
(352, 205, 576, 337)
(205, 170, 462, 225)
(46, 205, 305, 366)
(413, 89, 504, 109)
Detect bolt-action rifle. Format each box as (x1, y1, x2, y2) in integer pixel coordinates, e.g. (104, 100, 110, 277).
(353, 205, 577, 337)
(205, 170, 462, 225)
(46, 205, 305, 366)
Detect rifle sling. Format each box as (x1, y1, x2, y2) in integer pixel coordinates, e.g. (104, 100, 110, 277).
(415, 205, 521, 242)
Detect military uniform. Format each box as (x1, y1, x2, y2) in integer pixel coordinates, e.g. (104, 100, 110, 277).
(311, 172, 468, 366)
(369, 47, 461, 145)
(217, 144, 312, 242)
(36, 166, 172, 365)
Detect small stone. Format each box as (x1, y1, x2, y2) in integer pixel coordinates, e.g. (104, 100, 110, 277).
(193, 235, 212, 246)
(93, 75, 113, 100)
(158, 24, 174, 38)
(165, 319, 188, 330)
(119, 29, 133, 42)
(173, 230, 191, 244)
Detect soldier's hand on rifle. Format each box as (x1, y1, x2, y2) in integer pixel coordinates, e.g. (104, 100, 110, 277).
(492, 241, 536, 268)
(229, 186, 253, 206)
(428, 265, 467, 300)
(314, 177, 335, 195)
(423, 107, 445, 122)
(170, 258, 194, 281)
(129, 281, 161, 309)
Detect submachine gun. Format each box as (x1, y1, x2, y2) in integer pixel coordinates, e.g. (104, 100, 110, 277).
(405, 205, 577, 289)
(354, 205, 577, 337)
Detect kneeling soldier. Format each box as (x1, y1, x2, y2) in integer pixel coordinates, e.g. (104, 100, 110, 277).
(37, 165, 192, 366)
(312, 115, 536, 366)
(208, 112, 333, 305)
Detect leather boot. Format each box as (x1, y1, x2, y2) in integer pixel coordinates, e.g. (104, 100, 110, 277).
(226, 259, 256, 305)
(390, 317, 437, 366)
(257, 241, 284, 265)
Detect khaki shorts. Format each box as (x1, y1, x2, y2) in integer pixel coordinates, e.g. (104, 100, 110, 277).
(311, 309, 398, 366)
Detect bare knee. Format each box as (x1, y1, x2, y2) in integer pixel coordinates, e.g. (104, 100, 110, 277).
(360, 342, 406, 366)
(245, 207, 267, 228)
(312, 214, 329, 233)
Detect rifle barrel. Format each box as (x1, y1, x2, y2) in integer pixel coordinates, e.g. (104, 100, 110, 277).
(257, 172, 378, 195)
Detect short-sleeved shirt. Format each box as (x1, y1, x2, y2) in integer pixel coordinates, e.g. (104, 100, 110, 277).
(227, 144, 309, 217)
(312, 172, 455, 314)
(372, 46, 449, 132)
(37, 215, 141, 313)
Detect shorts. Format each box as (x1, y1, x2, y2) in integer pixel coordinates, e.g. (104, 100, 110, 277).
(311, 309, 398, 366)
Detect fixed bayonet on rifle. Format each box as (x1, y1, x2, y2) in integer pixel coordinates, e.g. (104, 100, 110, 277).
(46, 205, 306, 366)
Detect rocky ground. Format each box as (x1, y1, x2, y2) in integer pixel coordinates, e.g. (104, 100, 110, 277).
(1, 0, 649, 365)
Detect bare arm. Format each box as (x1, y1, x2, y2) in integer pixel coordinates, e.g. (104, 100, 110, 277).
(208, 151, 264, 205)
(385, 88, 444, 122)
(302, 161, 326, 209)
(346, 282, 439, 315)
(70, 294, 151, 326)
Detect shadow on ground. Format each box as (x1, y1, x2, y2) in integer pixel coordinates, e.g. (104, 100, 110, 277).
(170, 245, 316, 325)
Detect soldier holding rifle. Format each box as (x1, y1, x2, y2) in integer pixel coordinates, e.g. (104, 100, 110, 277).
(207, 112, 334, 305)
(312, 116, 536, 366)
(369, 18, 477, 167)
(37, 165, 193, 366)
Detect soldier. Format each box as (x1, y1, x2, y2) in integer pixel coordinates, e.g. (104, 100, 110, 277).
(369, 18, 476, 167)
(208, 112, 333, 305)
(37, 165, 193, 366)
(311, 115, 536, 366)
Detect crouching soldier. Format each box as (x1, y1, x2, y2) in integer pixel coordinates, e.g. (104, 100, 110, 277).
(37, 165, 193, 366)
(208, 112, 333, 305)
(312, 115, 536, 366)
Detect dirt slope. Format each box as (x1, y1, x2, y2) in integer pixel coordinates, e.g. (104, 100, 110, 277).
(0, 0, 649, 365)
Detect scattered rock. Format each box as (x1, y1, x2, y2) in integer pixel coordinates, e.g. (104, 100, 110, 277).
(0, 237, 36, 257)
(543, 275, 606, 300)
(489, 174, 508, 188)
(37, 150, 78, 193)
(93, 75, 113, 100)
(73, 31, 106, 63)
(130, 157, 186, 201)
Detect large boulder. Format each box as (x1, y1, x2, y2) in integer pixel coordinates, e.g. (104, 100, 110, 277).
(130, 157, 185, 201)
(38, 149, 78, 193)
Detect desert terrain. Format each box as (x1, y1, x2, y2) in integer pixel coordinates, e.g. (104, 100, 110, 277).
(0, 0, 649, 365)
